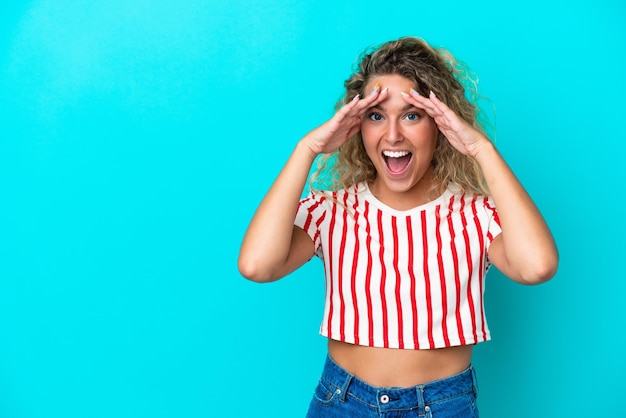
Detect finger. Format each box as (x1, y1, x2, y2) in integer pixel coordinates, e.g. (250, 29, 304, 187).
(428, 91, 446, 108)
(427, 92, 481, 141)
(406, 89, 439, 112)
(355, 87, 388, 114)
(336, 85, 387, 123)
(405, 89, 430, 106)
(428, 91, 458, 121)
(415, 91, 462, 130)
(333, 94, 361, 123)
(400, 90, 442, 121)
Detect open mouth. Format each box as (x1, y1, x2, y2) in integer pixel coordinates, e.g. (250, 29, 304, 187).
(383, 150, 413, 174)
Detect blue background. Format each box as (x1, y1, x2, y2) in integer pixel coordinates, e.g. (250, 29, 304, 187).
(1, 0, 624, 416)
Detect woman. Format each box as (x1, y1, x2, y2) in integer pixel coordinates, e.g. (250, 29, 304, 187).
(238, 37, 558, 417)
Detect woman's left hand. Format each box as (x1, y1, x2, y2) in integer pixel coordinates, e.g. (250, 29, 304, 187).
(402, 90, 489, 159)
(403, 89, 558, 285)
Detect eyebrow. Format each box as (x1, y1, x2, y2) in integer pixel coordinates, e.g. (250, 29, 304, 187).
(372, 104, 417, 112)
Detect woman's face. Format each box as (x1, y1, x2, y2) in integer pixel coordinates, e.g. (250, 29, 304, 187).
(361, 74, 439, 208)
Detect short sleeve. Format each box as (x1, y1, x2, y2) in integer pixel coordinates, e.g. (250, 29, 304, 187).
(294, 191, 328, 256)
(483, 196, 502, 250)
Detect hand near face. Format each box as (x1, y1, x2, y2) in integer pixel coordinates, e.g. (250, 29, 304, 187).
(304, 87, 389, 156)
(402, 90, 489, 159)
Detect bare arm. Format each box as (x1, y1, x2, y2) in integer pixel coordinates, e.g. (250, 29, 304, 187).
(238, 88, 389, 282)
(403, 90, 558, 285)
(237, 141, 317, 283)
(470, 142, 557, 284)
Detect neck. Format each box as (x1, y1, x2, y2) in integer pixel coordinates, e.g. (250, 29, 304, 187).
(368, 170, 443, 211)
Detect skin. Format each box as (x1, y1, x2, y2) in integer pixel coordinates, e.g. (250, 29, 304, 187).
(361, 74, 439, 210)
(238, 73, 558, 387)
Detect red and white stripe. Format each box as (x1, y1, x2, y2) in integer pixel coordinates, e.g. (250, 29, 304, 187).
(295, 185, 501, 350)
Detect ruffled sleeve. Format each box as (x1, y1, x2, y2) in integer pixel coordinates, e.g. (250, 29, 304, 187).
(294, 191, 328, 257)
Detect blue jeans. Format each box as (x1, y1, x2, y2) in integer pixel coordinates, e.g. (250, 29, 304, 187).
(306, 355, 479, 417)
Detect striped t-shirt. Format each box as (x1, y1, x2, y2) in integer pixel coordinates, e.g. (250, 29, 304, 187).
(294, 183, 502, 350)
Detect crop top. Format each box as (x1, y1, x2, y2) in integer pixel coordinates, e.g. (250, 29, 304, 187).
(294, 183, 502, 350)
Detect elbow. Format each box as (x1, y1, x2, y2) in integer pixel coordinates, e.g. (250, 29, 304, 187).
(237, 255, 278, 283)
(517, 252, 559, 286)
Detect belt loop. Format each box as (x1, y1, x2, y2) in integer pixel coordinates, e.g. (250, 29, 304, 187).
(415, 385, 425, 411)
(338, 373, 353, 402)
(470, 365, 479, 397)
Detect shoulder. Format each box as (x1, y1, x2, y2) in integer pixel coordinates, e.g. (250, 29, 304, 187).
(449, 187, 501, 237)
(447, 183, 495, 210)
(303, 183, 366, 205)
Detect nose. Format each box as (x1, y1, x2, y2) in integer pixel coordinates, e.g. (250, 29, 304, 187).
(385, 121, 403, 143)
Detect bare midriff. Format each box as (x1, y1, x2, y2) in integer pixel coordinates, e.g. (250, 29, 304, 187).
(328, 339, 473, 388)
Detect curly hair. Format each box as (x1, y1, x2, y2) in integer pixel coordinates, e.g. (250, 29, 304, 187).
(310, 37, 491, 196)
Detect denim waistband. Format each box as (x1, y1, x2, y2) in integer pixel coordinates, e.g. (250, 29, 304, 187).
(320, 354, 478, 412)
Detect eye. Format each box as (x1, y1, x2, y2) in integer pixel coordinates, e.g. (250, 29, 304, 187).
(405, 112, 420, 121)
(368, 112, 383, 121)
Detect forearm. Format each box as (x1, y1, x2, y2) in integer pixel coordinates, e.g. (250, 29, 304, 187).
(401, 90, 558, 283)
(238, 88, 387, 282)
(238, 139, 317, 281)
(475, 141, 558, 284)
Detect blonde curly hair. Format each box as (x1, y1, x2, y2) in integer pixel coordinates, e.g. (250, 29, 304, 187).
(310, 37, 491, 196)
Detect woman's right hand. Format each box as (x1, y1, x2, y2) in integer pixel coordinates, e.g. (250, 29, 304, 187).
(239, 85, 387, 283)
(303, 86, 388, 156)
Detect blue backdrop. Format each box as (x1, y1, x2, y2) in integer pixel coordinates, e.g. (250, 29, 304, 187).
(1, 1, 624, 417)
